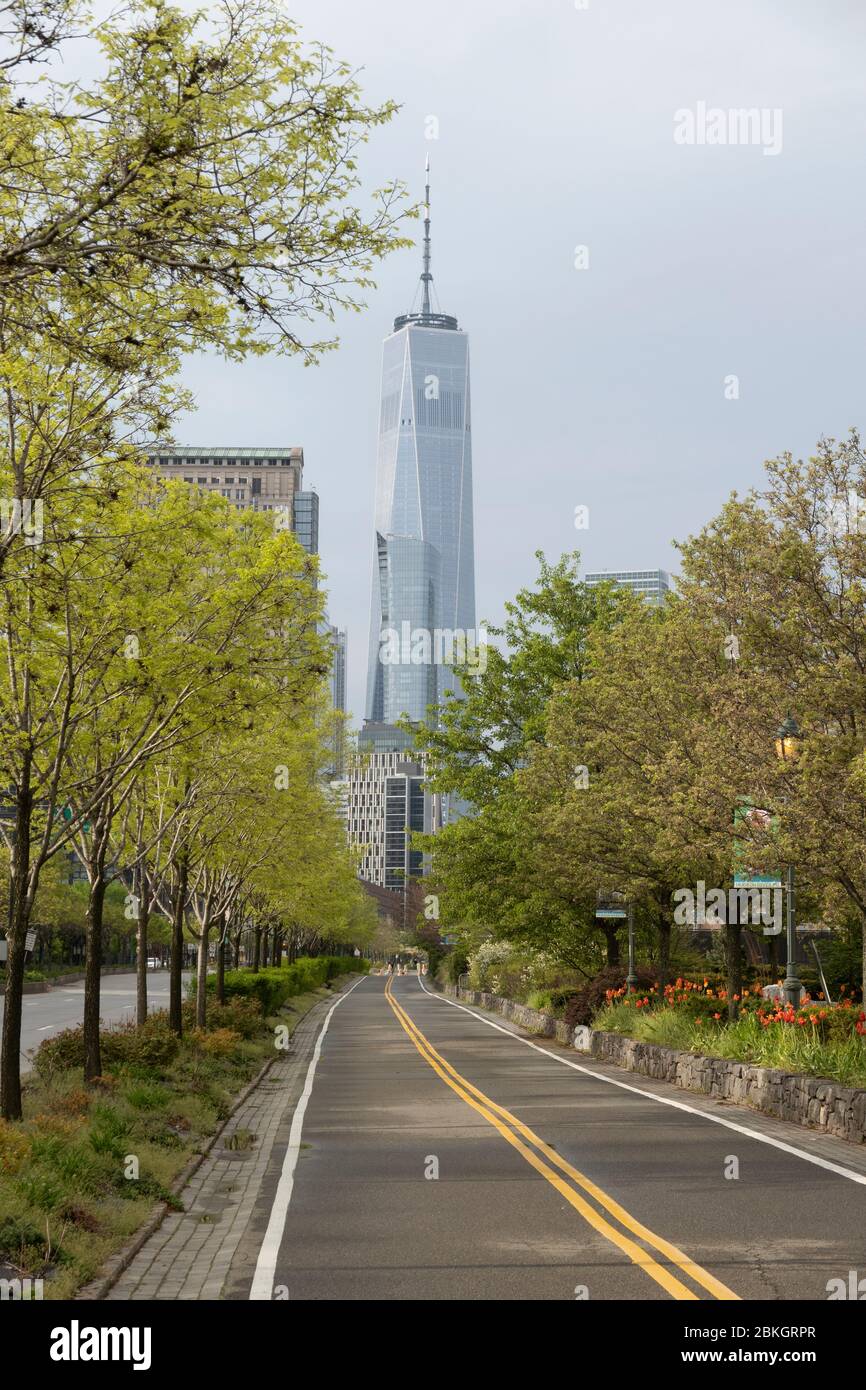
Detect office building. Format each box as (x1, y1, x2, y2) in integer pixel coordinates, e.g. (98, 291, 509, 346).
(347, 723, 434, 889)
(585, 569, 672, 605)
(148, 445, 345, 756)
(145, 445, 319, 550)
(365, 160, 476, 727)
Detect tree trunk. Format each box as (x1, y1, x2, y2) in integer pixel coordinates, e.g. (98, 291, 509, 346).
(83, 871, 107, 1083)
(725, 920, 743, 1021)
(216, 927, 226, 1006)
(0, 918, 27, 1107)
(195, 923, 209, 1028)
(253, 925, 262, 972)
(136, 873, 152, 1029)
(0, 777, 33, 1120)
(273, 926, 282, 967)
(602, 924, 620, 967)
(169, 860, 188, 1036)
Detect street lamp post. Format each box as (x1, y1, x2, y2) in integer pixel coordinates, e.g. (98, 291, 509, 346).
(626, 903, 638, 992)
(774, 715, 803, 1010)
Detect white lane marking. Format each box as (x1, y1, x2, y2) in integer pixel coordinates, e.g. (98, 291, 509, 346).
(249, 975, 368, 1301)
(416, 978, 866, 1189)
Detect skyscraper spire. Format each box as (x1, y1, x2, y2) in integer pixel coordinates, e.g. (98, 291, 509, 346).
(421, 154, 432, 318)
(393, 156, 457, 331)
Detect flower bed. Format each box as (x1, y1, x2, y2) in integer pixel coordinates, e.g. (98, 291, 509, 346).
(595, 979, 866, 1088)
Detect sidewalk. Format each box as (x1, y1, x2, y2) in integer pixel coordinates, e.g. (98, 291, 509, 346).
(101, 985, 347, 1301)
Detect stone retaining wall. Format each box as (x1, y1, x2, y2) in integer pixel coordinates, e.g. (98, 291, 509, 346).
(444, 984, 866, 1145)
(445, 985, 573, 1045)
(588, 1029, 866, 1144)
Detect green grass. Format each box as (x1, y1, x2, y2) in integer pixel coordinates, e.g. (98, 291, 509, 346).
(0, 982, 345, 1298)
(595, 1001, 866, 1088)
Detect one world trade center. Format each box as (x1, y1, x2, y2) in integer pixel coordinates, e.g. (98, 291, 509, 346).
(364, 160, 476, 729)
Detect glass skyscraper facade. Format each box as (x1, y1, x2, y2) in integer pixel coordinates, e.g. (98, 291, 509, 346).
(365, 165, 476, 727)
(584, 569, 672, 606)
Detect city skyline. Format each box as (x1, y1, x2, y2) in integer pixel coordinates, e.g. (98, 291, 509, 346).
(2, 0, 865, 1325)
(170, 0, 866, 729)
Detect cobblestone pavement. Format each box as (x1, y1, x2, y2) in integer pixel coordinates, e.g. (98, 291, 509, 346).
(106, 988, 343, 1301)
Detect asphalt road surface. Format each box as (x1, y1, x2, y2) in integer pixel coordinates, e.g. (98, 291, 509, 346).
(0, 969, 177, 1073)
(240, 972, 866, 1302)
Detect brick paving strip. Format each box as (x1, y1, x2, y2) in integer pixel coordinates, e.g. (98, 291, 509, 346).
(76, 978, 359, 1302)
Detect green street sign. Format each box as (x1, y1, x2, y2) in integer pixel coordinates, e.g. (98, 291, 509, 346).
(733, 798, 782, 890)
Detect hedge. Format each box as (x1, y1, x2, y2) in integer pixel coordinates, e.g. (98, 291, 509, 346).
(206, 955, 368, 1014)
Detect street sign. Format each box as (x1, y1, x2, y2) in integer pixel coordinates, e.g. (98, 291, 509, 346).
(0, 939, 7, 962)
(596, 890, 628, 920)
(733, 801, 782, 889)
(733, 873, 783, 890)
(25, 930, 36, 951)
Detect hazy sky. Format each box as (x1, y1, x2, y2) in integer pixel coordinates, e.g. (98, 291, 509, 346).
(171, 0, 866, 724)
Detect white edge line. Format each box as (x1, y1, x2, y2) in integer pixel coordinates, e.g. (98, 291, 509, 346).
(249, 975, 368, 1300)
(416, 977, 866, 1189)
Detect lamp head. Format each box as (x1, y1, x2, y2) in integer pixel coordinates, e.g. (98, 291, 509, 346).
(774, 713, 803, 762)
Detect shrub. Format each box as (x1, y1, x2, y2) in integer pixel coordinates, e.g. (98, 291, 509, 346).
(31, 1114, 83, 1141)
(209, 956, 365, 1013)
(467, 941, 514, 991)
(189, 1028, 242, 1057)
(527, 988, 554, 1012)
(446, 950, 469, 984)
(564, 965, 658, 1030)
(33, 1015, 179, 1078)
(50, 1088, 91, 1118)
(0, 1214, 47, 1265)
(0, 1119, 31, 1175)
(206, 998, 262, 1039)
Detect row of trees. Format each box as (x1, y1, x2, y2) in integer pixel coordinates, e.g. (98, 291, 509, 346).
(417, 433, 866, 1010)
(0, 458, 378, 1118)
(0, 0, 409, 1118)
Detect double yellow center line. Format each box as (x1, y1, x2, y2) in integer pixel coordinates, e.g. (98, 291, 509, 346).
(384, 976, 738, 1302)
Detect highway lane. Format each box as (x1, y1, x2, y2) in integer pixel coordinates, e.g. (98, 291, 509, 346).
(244, 972, 866, 1301)
(0, 969, 179, 1073)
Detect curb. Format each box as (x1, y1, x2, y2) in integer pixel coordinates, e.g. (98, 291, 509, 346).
(0, 966, 145, 996)
(75, 975, 361, 1301)
(446, 984, 866, 1146)
(76, 1056, 279, 1302)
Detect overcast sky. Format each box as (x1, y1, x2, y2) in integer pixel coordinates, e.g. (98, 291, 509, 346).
(171, 0, 866, 725)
